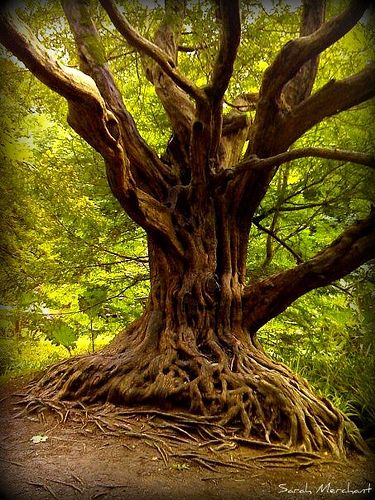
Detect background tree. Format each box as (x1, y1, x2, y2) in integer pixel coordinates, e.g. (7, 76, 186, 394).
(0, 0, 374, 457)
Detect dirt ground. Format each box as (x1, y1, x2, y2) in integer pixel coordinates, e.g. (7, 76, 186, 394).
(0, 378, 374, 500)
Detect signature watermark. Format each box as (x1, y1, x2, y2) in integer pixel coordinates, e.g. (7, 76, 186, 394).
(278, 482, 372, 495)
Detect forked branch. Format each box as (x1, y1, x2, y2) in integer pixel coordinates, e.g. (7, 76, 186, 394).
(280, 63, 375, 147)
(61, 0, 124, 110)
(144, 0, 195, 149)
(99, 0, 206, 104)
(250, 0, 369, 153)
(61, 0, 173, 200)
(242, 210, 375, 334)
(0, 9, 105, 113)
(282, 0, 325, 108)
(0, 7, 183, 259)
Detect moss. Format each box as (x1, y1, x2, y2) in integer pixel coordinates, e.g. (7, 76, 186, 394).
(77, 2, 107, 65)
(84, 34, 107, 66)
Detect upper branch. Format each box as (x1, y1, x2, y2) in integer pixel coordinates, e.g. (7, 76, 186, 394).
(61, 0, 125, 111)
(0, 9, 104, 111)
(233, 146, 375, 175)
(242, 209, 375, 334)
(61, 0, 173, 200)
(144, 0, 195, 153)
(280, 63, 375, 147)
(282, 0, 325, 108)
(205, 0, 241, 106)
(0, 8, 184, 259)
(99, 0, 206, 104)
(250, 0, 369, 154)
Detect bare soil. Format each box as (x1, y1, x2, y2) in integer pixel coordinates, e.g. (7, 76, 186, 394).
(0, 377, 374, 500)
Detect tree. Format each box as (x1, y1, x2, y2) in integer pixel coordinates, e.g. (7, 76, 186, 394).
(0, 0, 374, 456)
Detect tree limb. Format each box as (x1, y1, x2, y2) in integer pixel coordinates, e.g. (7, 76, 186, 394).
(220, 93, 256, 167)
(61, 0, 173, 200)
(249, 0, 370, 155)
(61, 0, 124, 110)
(99, 0, 206, 104)
(0, 8, 184, 259)
(234, 146, 375, 175)
(282, 0, 326, 108)
(143, 0, 195, 162)
(242, 210, 375, 334)
(203, 0, 241, 163)
(279, 64, 375, 147)
(0, 9, 105, 112)
(205, 0, 241, 106)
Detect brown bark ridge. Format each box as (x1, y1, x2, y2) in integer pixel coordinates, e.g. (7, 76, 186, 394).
(0, 1, 374, 457)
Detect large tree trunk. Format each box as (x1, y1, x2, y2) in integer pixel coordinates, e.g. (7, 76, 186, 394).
(33, 192, 364, 457)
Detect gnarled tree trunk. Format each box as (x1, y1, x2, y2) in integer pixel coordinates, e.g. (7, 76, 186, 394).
(34, 187, 369, 456)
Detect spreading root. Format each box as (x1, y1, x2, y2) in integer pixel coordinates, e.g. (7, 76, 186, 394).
(15, 398, 351, 472)
(19, 336, 368, 464)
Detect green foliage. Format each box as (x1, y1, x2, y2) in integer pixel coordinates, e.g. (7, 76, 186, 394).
(78, 286, 108, 319)
(45, 319, 78, 354)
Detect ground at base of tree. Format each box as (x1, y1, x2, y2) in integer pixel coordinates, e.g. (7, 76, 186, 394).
(0, 378, 374, 500)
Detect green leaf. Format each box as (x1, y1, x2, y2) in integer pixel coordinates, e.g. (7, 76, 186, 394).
(78, 286, 108, 318)
(45, 320, 77, 349)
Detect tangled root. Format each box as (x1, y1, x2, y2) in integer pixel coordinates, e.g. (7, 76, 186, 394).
(26, 338, 367, 459)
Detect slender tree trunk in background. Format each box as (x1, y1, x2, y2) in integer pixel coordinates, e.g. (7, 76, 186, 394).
(90, 318, 95, 354)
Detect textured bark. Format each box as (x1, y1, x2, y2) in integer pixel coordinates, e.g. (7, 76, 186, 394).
(1, 0, 374, 456)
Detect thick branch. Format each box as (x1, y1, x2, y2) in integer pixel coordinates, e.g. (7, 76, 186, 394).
(204, 0, 241, 163)
(61, 0, 174, 200)
(250, 0, 369, 155)
(283, 0, 325, 108)
(280, 64, 375, 147)
(99, 0, 206, 104)
(205, 0, 241, 106)
(0, 9, 104, 111)
(220, 94, 255, 166)
(61, 0, 124, 110)
(144, 0, 194, 157)
(242, 210, 375, 334)
(0, 8, 183, 259)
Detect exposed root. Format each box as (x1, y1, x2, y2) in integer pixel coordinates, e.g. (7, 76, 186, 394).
(13, 392, 362, 473)
(24, 336, 368, 460)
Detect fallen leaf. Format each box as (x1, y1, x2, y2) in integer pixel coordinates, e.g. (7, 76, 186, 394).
(31, 435, 48, 444)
